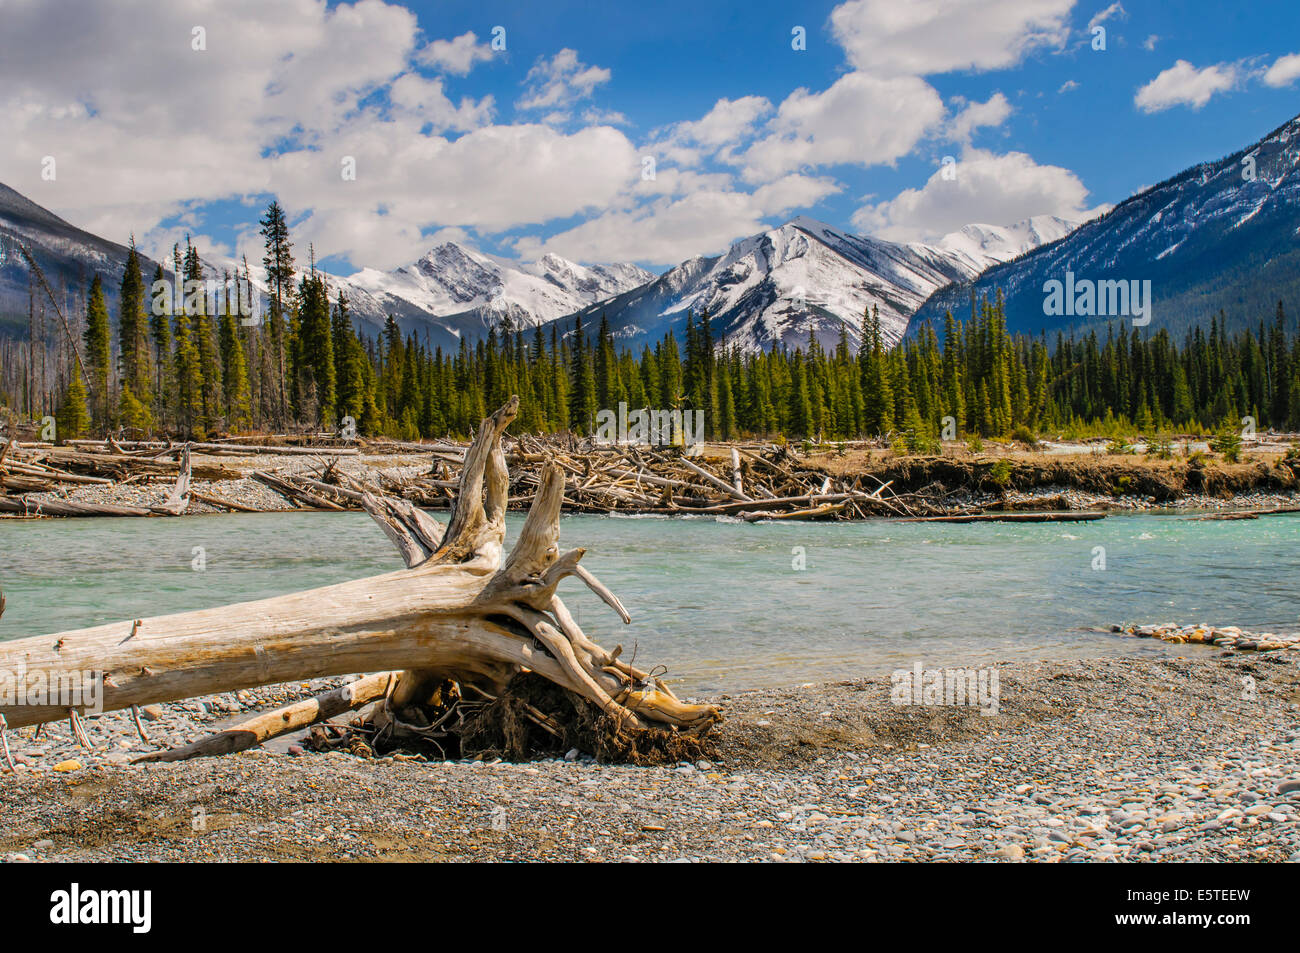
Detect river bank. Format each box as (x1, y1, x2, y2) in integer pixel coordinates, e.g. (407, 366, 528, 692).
(5, 439, 1300, 520)
(2, 653, 1297, 862)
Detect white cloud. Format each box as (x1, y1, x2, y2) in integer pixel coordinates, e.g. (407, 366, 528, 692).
(516, 49, 611, 116)
(388, 74, 494, 130)
(741, 72, 946, 182)
(851, 149, 1101, 242)
(1058, 79, 1080, 93)
(751, 174, 843, 215)
(520, 174, 841, 266)
(1134, 59, 1241, 112)
(647, 96, 772, 169)
(946, 92, 1013, 146)
(1263, 52, 1300, 88)
(673, 96, 773, 149)
(829, 0, 1075, 76)
(0, 1, 637, 270)
(581, 107, 630, 126)
(417, 31, 494, 76)
(1143, 34, 1159, 51)
(271, 123, 639, 268)
(1087, 3, 1126, 31)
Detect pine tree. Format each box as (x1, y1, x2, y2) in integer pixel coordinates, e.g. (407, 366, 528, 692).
(219, 275, 253, 431)
(260, 200, 295, 426)
(82, 274, 112, 430)
(56, 369, 91, 440)
(149, 263, 173, 428)
(118, 238, 151, 403)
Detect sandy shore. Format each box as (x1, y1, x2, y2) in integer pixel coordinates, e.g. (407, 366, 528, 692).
(2, 651, 1298, 863)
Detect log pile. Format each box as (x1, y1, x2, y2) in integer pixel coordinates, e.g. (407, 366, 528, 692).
(2, 431, 998, 521)
(367, 437, 959, 521)
(0, 398, 722, 766)
(0, 438, 202, 517)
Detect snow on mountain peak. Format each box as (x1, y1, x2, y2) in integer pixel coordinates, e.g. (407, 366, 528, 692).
(936, 215, 1076, 265)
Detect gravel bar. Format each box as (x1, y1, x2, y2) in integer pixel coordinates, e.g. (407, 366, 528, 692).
(2, 652, 1298, 863)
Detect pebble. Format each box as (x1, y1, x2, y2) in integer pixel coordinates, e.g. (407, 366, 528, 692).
(3, 655, 1299, 863)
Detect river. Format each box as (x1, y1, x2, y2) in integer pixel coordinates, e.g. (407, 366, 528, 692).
(1, 511, 1297, 692)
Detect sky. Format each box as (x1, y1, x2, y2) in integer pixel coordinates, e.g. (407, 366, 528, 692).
(2, 0, 1299, 277)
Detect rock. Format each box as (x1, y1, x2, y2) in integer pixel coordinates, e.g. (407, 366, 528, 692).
(564, 748, 580, 762)
(140, 705, 164, 721)
(995, 843, 1025, 861)
(32, 839, 53, 850)
(1, 853, 32, 863)
(52, 759, 82, 773)
(1278, 779, 1300, 795)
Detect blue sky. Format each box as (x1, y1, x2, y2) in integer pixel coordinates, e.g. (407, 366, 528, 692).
(2, 0, 1299, 275)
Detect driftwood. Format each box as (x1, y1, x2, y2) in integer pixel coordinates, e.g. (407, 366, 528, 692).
(901, 510, 1108, 523)
(0, 445, 194, 518)
(0, 397, 721, 764)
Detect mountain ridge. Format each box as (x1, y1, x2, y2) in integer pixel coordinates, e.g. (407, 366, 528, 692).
(907, 111, 1300, 340)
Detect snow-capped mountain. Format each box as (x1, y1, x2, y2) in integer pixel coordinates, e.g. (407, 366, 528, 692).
(560, 215, 1073, 353)
(346, 243, 652, 340)
(935, 216, 1076, 268)
(909, 112, 1300, 338)
(0, 182, 652, 349)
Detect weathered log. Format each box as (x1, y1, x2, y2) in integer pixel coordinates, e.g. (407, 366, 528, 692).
(0, 397, 720, 751)
(135, 672, 397, 762)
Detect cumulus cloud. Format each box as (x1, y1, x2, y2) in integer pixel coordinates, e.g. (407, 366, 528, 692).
(946, 92, 1013, 146)
(417, 30, 494, 75)
(851, 149, 1101, 242)
(516, 49, 611, 117)
(741, 72, 946, 182)
(1135, 59, 1241, 112)
(829, 0, 1075, 76)
(0, 0, 641, 270)
(270, 123, 639, 268)
(519, 174, 841, 266)
(1263, 52, 1300, 87)
(651, 96, 773, 167)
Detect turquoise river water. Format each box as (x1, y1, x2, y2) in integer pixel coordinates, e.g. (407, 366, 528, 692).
(1, 511, 1297, 692)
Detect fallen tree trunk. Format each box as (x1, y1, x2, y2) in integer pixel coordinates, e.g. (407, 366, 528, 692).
(0, 397, 720, 758)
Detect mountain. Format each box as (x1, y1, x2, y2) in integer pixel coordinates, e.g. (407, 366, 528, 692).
(558, 214, 1073, 353)
(0, 182, 151, 336)
(908, 112, 1300, 339)
(0, 182, 652, 348)
(344, 244, 652, 342)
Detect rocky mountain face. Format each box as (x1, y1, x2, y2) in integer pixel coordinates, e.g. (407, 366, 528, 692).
(559, 215, 1073, 353)
(909, 112, 1300, 340)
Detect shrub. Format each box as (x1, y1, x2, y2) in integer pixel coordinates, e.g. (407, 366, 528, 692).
(1146, 433, 1174, 459)
(1011, 425, 1039, 448)
(1210, 425, 1242, 463)
(990, 458, 1013, 488)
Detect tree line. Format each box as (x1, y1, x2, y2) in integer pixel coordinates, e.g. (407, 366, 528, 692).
(3, 203, 1299, 444)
